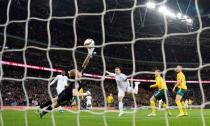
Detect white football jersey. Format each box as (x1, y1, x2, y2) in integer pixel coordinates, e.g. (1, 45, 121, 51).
(86, 95, 92, 104)
(50, 75, 68, 95)
(115, 73, 129, 91)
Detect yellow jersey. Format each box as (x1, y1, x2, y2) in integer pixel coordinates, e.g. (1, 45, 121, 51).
(79, 88, 84, 93)
(150, 75, 167, 90)
(107, 96, 113, 103)
(189, 99, 193, 105)
(177, 72, 187, 89)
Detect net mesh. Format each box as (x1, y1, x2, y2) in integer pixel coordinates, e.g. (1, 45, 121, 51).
(0, 0, 210, 126)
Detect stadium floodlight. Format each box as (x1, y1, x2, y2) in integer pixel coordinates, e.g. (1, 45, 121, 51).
(165, 10, 176, 18)
(158, 6, 167, 13)
(158, 6, 176, 18)
(176, 12, 182, 19)
(186, 18, 193, 24)
(183, 15, 188, 19)
(146, 2, 156, 9)
(150, 5, 192, 25)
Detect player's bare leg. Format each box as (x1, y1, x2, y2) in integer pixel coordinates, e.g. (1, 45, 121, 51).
(148, 96, 156, 117)
(127, 82, 140, 94)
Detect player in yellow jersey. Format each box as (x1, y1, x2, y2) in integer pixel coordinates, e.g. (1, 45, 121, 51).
(148, 69, 171, 116)
(188, 99, 193, 110)
(107, 93, 114, 109)
(71, 88, 84, 110)
(172, 65, 188, 117)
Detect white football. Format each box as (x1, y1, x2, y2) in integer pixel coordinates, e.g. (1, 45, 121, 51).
(84, 38, 95, 48)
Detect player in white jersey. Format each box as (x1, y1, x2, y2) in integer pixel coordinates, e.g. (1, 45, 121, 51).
(50, 71, 68, 95)
(106, 67, 140, 117)
(38, 39, 95, 118)
(86, 91, 92, 109)
(50, 71, 68, 112)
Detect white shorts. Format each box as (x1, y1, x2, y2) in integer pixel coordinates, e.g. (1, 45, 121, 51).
(87, 101, 92, 105)
(118, 86, 134, 97)
(118, 88, 126, 97)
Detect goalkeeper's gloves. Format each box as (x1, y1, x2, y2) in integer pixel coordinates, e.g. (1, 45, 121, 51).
(88, 47, 95, 58)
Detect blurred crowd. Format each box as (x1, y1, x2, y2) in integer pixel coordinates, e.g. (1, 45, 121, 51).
(1, 46, 210, 108)
(1, 73, 210, 108)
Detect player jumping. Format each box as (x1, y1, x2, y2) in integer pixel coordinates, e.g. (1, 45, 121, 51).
(147, 69, 171, 116)
(106, 67, 140, 117)
(172, 65, 188, 117)
(37, 42, 95, 118)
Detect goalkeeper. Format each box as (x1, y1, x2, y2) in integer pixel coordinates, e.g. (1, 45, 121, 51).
(37, 42, 95, 118)
(148, 69, 171, 117)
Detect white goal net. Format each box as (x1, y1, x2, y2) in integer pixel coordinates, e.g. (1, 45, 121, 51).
(0, 0, 210, 126)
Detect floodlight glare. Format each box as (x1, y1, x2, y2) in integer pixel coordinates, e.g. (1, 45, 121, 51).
(158, 6, 167, 13)
(186, 18, 193, 24)
(146, 2, 156, 9)
(176, 13, 182, 19)
(148, 4, 192, 25)
(183, 15, 188, 19)
(166, 11, 176, 18)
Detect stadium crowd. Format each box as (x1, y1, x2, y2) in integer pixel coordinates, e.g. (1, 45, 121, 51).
(1, 35, 210, 108)
(1, 67, 210, 108)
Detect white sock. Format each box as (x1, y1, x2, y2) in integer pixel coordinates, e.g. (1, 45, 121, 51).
(133, 83, 139, 94)
(119, 101, 123, 112)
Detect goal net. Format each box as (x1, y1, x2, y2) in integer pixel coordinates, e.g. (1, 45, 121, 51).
(0, 0, 210, 126)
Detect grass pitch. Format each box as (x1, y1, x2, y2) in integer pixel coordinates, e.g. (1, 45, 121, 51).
(1, 109, 210, 126)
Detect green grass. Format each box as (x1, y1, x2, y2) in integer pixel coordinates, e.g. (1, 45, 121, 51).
(1, 109, 210, 126)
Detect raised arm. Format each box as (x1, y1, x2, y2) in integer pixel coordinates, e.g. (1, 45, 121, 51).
(106, 71, 116, 76)
(50, 75, 59, 86)
(150, 83, 158, 88)
(150, 78, 159, 88)
(80, 46, 95, 73)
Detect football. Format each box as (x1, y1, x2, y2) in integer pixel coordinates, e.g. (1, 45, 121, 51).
(84, 38, 95, 48)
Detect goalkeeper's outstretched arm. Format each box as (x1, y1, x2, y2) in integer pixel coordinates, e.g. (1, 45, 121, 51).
(81, 54, 91, 70)
(80, 47, 95, 73)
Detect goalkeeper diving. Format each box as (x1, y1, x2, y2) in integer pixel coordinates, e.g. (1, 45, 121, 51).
(37, 39, 95, 118)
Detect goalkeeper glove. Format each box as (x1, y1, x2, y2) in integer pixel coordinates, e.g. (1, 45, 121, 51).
(88, 47, 95, 58)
